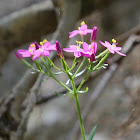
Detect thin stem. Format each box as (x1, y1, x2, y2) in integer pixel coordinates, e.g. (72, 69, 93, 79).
(95, 49, 108, 59)
(77, 70, 90, 92)
(76, 62, 92, 92)
(51, 74, 72, 92)
(74, 94, 86, 140)
(46, 57, 63, 72)
(73, 57, 87, 78)
(41, 56, 72, 92)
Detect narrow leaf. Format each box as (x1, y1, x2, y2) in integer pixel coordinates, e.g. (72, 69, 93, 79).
(75, 67, 86, 77)
(55, 91, 66, 96)
(78, 87, 88, 94)
(53, 71, 64, 75)
(88, 125, 97, 140)
(66, 79, 70, 85)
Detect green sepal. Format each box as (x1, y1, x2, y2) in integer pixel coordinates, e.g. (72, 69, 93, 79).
(88, 125, 97, 140)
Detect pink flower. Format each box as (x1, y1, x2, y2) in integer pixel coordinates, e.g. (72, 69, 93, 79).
(69, 21, 93, 38)
(99, 39, 126, 56)
(82, 42, 97, 58)
(18, 43, 38, 58)
(40, 39, 56, 51)
(33, 40, 56, 60)
(33, 47, 49, 61)
(90, 26, 97, 42)
(63, 43, 84, 58)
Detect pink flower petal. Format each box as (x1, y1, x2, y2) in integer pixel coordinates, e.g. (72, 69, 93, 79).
(83, 42, 89, 51)
(87, 29, 93, 33)
(74, 51, 81, 58)
(80, 24, 87, 31)
(115, 51, 126, 56)
(42, 50, 50, 57)
(63, 48, 75, 52)
(69, 31, 79, 38)
(114, 47, 121, 51)
(99, 41, 110, 48)
(105, 41, 112, 47)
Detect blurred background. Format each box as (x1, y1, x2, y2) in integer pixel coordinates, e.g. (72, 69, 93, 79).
(0, 0, 140, 140)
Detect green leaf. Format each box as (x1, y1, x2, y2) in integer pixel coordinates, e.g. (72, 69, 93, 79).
(88, 125, 97, 140)
(75, 67, 87, 77)
(53, 71, 64, 75)
(55, 91, 66, 96)
(78, 87, 88, 94)
(66, 79, 70, 85)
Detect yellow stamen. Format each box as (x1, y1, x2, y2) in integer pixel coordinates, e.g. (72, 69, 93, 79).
(76, 40, 83, 44)
(40, 42, 43, 46)
(81, 21, 85, 26)
(112, 38, 116, 43)
(40, 39, 47, 46)
(31, 44, 35, 47)
(43, 39, 47, 43)
(78, 27, 80, 30)
(29, 50, 33, 54)
(77, 46, 80, 50)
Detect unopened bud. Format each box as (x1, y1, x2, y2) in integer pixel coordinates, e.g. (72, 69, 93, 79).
(14, 51, 22, 60)
(90, 53, 95, 62)
(56, 41, 64, 58)
(91, 26, 97, 42)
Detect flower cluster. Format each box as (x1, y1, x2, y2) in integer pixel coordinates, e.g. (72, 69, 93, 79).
(16, 21, 126, 62)
(15, 21, 126, 140)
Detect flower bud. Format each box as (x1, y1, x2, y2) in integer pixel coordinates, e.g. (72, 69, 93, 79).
(90, 53, 95, 62)
(56, 41, 64, 58)
(14, 51, 22, 60)
(34, 42, 40, 49)
(91, 26, 97, 42)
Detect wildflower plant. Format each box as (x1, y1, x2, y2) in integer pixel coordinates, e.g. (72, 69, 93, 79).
(15, 21, 126, 140)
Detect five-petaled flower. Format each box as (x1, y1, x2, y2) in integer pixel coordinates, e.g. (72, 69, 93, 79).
(18, 43, 38, 58)
(33, 40, 56, 60)
(69, 21, 93, 38)
(63, 41, 85, 58)
(99, 38, 126, 56)
(17, 40, 56, 61)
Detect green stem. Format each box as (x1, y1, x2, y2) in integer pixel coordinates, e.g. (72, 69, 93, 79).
(95, 49, 108, 59)
(46, 57, 63, 72)
(77, 62, 92, 92)
(77, 69, 90, 92)
(73, 57, 87, 78)
(41, 56, 72, 92)
(74, 94, 86, 140)
(51, 74, 72, 92)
